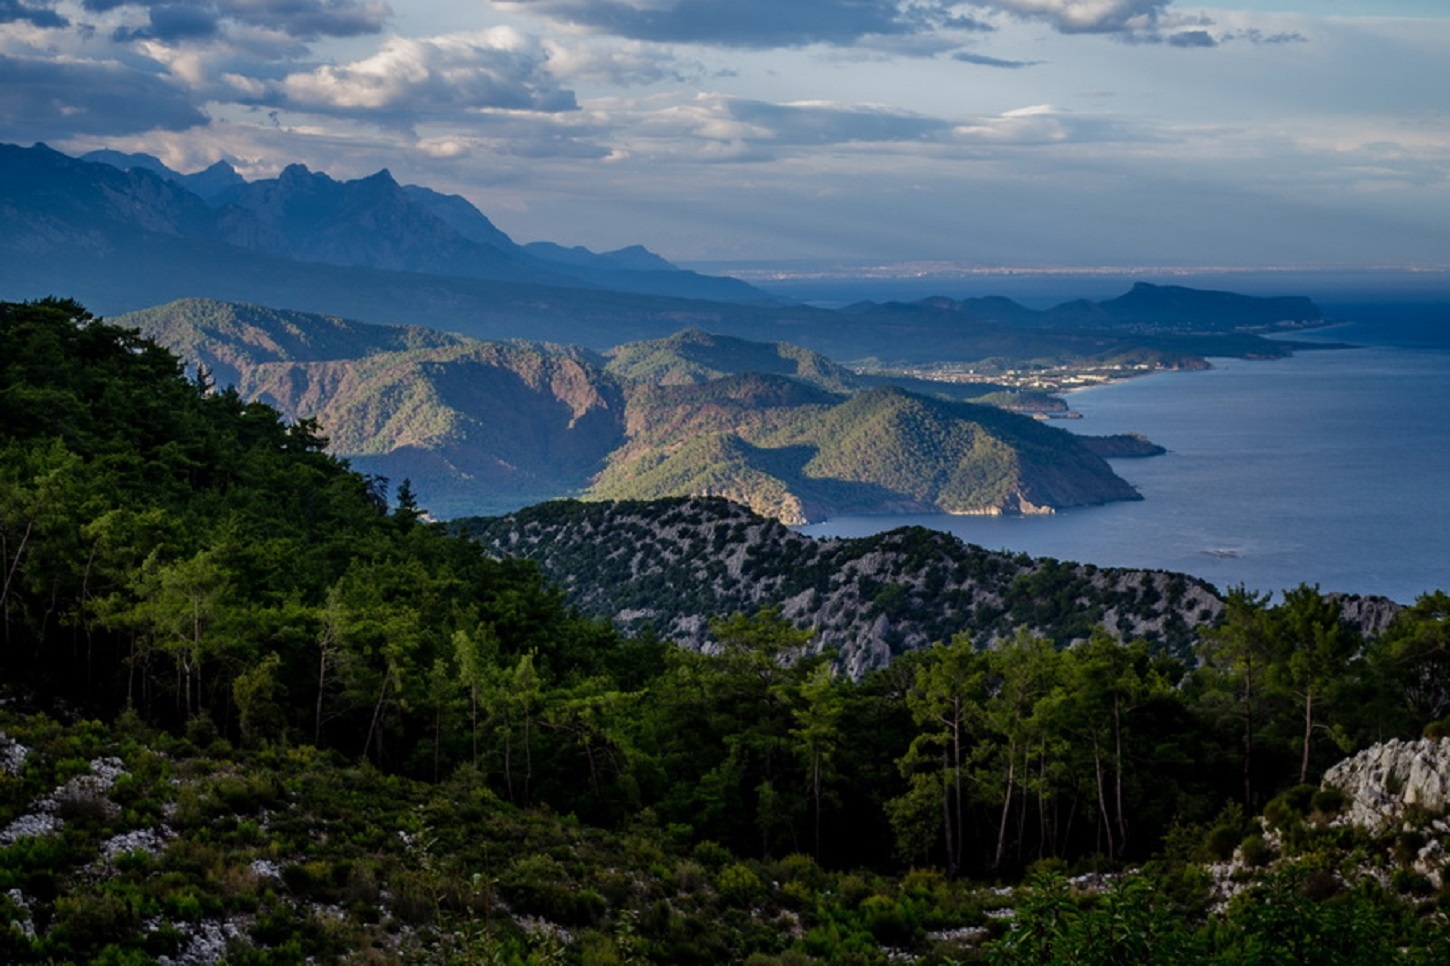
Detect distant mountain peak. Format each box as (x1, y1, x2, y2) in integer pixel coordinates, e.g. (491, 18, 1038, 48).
(278, 163, 317, 184)
(81, 148, 172, 176)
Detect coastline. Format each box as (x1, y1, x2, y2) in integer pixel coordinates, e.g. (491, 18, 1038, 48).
(805, 334, 1450, 604)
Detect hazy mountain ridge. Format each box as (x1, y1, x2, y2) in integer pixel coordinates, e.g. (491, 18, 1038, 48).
(602, 328, 1026, 402)
(96, 149, 774, 303)
(3, 142, 1330, 369)
(604, 328, 860, 392)
(1, 142, 769, 306)
(117, 297, 472, 386)
(850, 282, 1324, 335)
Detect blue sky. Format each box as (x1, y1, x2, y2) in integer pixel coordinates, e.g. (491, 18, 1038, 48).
(2, 1, 1446, 270)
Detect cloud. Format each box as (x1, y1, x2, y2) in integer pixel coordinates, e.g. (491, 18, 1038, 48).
(727, 98, 954, 145)
(971, 0, 1171, 35)
(268, 31, 577, 121)
(82, 0, 389, 42)
(605, 94, 1141, 165)
(1166, 28, 1213, 47)
(112, 5, 220, 42)
(0, 52, 207, 138)
(1224, 28, 1306, 45)
(493, 0, 922, 48)
(0, 0, 67, 27)
(542, 37, 706, 86)
(952, 49, 1040, 68)
(493, 0, 1240, 51)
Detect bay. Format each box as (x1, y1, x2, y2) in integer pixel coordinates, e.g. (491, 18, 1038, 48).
(800, 307, 1450, 604)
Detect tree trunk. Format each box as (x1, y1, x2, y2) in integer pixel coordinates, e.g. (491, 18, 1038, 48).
(951, 700, 964, 874)
(995, 748, 1016, 870)
(364, 676, 390, 765)
(1113, 693, 1127, 854)
(1093, 738, 1116, 863)
(1300, 688, 1314, 785)
(941, 746, 957, 879)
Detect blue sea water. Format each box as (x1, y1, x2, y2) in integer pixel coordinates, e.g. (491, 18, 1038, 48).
(800, 305, 1450, 603)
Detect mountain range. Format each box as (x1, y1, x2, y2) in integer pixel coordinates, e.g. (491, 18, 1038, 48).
(2, 142, 767, 304)
(0, 142, 1327, 366)
(119, 299, 1151, 521)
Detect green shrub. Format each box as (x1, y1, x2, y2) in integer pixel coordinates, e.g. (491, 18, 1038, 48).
(502, 854, 605, 926)
(1206, 824, 1241, 862)
(1393, 830, 1426, 868)
(1393, 869, 1434, 896)
(691, 840, 732, 870)
(860, 894, 916, 946)
(774, 853, 824, 890)
(1311, 787, 1346, 818)
(718, 863, 763, 906)
(1239, 835, 1272, 868)
(48, 889, 141, 955)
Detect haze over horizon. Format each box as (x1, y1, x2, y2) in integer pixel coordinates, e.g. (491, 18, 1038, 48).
(3, 1, 1448, 272)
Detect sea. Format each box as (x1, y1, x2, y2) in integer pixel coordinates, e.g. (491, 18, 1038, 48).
(797, 299, 1450, 604)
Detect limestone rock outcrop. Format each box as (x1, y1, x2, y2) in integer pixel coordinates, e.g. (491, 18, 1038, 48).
(1322, 737, 1450, 830)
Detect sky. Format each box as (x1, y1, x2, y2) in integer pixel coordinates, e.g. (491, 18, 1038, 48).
(2, 0, 1448, 270)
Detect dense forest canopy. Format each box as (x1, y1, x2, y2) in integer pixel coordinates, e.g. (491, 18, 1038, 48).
(4, 298, 1450, 962)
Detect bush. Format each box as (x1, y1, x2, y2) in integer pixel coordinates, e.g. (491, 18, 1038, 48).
(1393, 830, 1426, 868)
(1311, 787, 1346, 818)
(860, 894, 916, 946)
(1393, 869, 1434, 896)
(717, 863, 763, 906)
(1206, 824, 1241, 862)
(1239, 835, 1272, 868)
(48, 889, 142, 955)
(692, 840, 732, 870)
(501, 854, 605, 926)
(774, 853, 824, 890)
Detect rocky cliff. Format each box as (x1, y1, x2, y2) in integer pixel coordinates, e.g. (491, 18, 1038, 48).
(1323, 737, 1450, 831)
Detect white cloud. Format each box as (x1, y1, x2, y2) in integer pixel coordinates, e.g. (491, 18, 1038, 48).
(541, 37, 705, 86)
(271, 30, 578, 120)
(972, 0, 1170, 34)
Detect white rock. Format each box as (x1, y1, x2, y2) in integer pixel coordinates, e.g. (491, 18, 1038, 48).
(1323, 737, 1450, 830)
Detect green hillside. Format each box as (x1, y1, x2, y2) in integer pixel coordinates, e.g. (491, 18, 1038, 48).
(118, 300, 630, 517)
(604, 328, 859, 392)
(592, 380, 1138, 523)
(111, 297, 469, 386)
(122, 299, 1153, 522)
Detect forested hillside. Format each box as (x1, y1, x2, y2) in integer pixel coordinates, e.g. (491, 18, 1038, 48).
(592, 379, 1141, 523)
(6, 298, 1450, 963)
(467, 497, 1232, 675)
(119, 299, 1155, 521)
